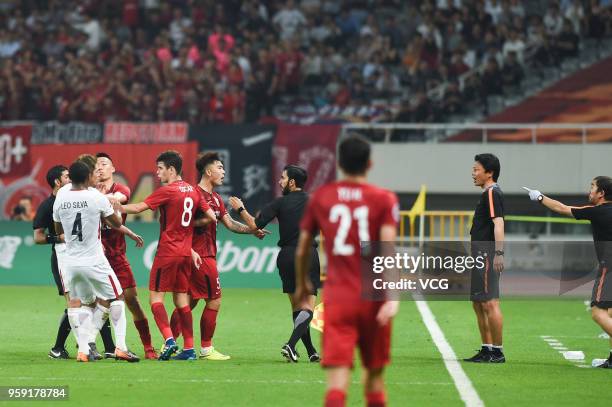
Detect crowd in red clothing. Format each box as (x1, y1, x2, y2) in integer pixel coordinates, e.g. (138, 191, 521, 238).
(1, 0, 611, 124)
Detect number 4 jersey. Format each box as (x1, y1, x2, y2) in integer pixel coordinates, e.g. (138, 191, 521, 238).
(144, 180, 211, 257)
(300, 180, 399, 303)
(53, 186, 115, 266)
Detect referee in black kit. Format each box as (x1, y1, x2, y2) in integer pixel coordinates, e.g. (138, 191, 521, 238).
(32, 165, 71, 358)
(465, 154, 506, 364)
(524, 176, 612, 368)
(229, 165, 321, 363)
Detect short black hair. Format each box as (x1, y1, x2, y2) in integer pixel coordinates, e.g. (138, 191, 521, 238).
(46, 165, 68, 188)
(157, 150, 183, 175)
(96, 152, 113, 162)
(69, 161, 92, 184)
(594, 176, 612, 200)
(284, 165, 307, 188)
(338, 135, 370, 175)
(76, 154, 97, 171)
(196, 152, 222, 179)
(474, 153, 501, 182)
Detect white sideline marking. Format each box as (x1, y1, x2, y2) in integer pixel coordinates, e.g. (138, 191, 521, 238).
(540, 336, 586, 368)
(415, 301, 485, 407)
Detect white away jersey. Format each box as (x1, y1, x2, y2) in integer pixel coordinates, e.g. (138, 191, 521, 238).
(53, 187, 114, 266)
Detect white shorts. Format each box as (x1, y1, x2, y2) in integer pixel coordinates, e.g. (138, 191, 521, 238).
(66, 261, 123, 304)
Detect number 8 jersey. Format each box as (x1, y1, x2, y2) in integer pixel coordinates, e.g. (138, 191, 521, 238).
(53, 187, 115, 266)
(144, 180, 211, 257)
(300, 181, 399, 303)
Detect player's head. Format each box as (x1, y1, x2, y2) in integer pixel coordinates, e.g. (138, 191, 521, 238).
(46, 165, 69, 191)
(76, 154, 97, 173)
(338, 135, 371, 176)
(589, 176, 612, 204)
(69, 161, 92, 187)
(473, 153, 500, 187)
(156, 150, 183, 183)
(95, 152, 115, 182)
(196, 151, 225, 186)
(280, 165, 307, 195)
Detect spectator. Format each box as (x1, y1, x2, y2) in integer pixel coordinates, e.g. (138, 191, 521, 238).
(273, 0, 307, 41)
(503, 28, 526, 64)
(501, 51, 524, 89)
(11, 197, 34, 221)
(481, 57, 503, 97)
(556, 18, 580, 59)
(544, 4, 564, 36)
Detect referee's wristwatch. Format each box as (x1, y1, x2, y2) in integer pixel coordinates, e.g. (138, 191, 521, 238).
(495, 250, 504, 256)
(237, 207, 245, 214)
(537, 194, 544, 203)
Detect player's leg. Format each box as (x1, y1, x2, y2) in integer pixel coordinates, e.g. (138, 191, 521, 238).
(65, 267, 97, 362)
(170, 297, 199, 339)
(49, 252, 72, 359)
(196, 258, 229, 360)
(325, 367, 351, 407)
(149, 256, 180, 360)
(170, 257, 197, 360)
(363, 368, 386, 407)
(482, 299, 504, 362)
(284, 293, 317, 361)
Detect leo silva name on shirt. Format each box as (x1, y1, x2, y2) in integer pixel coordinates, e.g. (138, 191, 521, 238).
(58, 201, 89, 209)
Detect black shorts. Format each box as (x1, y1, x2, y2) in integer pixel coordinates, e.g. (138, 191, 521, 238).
(51, 250, 67, 296)
(591, 262, 612, 309)
(470, 251, 500, 302)
(276, 246, 321, 295)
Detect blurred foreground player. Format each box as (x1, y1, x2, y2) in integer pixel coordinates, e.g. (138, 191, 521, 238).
(464, 154, 505, 363)
(121, 150, 216, 361)
(524, 176, 612, 368)
(230, 164, 321, 362)
(33, 165, 71, 358)
(295, 135, 400, 407)
(96, 153, 156, 359)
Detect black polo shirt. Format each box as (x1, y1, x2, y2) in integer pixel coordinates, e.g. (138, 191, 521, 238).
(572, 202, 612, 263)
(255, 190, 317, 248)
(32, 194, 57, 252)
(470, 184, 504, 242)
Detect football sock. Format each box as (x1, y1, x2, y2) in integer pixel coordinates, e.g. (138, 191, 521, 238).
(66, 308, 82, 347)
(151, 302, 173, 341)
(177, 306, 194, 350)
(100, 318, 115, 353)
(325, 389, 346, 407)
(288, 309, 313, 349)
(53, 309, 72, 350)
(200, 307, 218, 348)
(71, 307, 93, 353)
(300, 311, 317, 356)
(366, 391, 386, 407)
(170, 308, 182, 339)
(134, 318, 153, 349)
(109, 301, 127, 351)
(89, 303, 109, 343)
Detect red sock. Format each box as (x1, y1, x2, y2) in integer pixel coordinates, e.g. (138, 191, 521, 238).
(170, 308, 182, 339)
(325, 389, 346, 407)
(133, 318, 153, 349)
(366, 392, 386, 407)
(177, 306, 194, 350)
(200, 307, 218, 348)
(151, 302, 173, 341)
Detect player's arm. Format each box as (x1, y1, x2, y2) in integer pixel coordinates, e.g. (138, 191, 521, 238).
(100, 217, 144, 247)
(121, 202, 151, 214)
(376, 223, 400, 326)
(228, 196, 259, 230)
(523, 187, 574, 217)
(53, 222, 64, 236)
(193, 208, 217, 227)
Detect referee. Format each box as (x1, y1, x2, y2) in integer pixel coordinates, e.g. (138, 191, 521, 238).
(229, 165, 321, 363)
(465, 154, 506, 364)
(33, 165, 71, 358)
(524, 176, 612, 368)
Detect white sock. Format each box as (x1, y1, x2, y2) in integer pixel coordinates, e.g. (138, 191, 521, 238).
(109, 301, 127, 351)
(89, 304, 109, 343)
(493, 345, 503, 350)
(67, 309, 80, 344)
(77, 307, 94, 353)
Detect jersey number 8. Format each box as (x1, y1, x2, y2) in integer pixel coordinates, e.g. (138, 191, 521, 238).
(181, 197, 194, 227)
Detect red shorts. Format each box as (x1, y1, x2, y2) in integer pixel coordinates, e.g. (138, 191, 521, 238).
(108, 256, 136, 289)
(149, 256, 192, 293)
(189, 257, 221, 300)
(322, 301, 391, 369)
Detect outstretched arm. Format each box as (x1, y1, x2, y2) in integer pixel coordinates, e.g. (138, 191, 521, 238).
(121, 202, 151, 214)
(523, 187, 574, 217)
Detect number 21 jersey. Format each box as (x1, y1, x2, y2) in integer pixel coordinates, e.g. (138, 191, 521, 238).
(144, 180, 211, 257)
(300, 181, 399, 303)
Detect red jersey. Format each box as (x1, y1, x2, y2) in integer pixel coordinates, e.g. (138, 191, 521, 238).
(101, 182, 131, 258)
(300, 181, 399, 302)
(193, 186, 227, 258)
(144, 180, 211, 257)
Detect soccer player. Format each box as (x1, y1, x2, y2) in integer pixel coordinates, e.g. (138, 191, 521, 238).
(464, 153, 506, 363)
(53, 161, 139, 363)
(295, 135, 400, 407)
(169, 152, 266, 360)
(95, 152, 157, 360)
(523, 176, 612, 368)
(229, 164, 321, 362)
(33, 165, 72, 358)
(121, 150, 216, 361)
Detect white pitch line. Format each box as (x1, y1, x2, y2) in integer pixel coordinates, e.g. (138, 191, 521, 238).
(415, 301, 484, 407)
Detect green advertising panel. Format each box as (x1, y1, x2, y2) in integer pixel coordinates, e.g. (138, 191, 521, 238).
(0, 221, 282, 289)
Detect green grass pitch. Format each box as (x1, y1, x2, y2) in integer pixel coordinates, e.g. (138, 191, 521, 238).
(0, 286, 610, 406)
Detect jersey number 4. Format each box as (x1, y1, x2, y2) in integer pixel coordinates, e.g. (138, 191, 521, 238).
(72, 213, 83, 242)
(329, 204, 369, 255)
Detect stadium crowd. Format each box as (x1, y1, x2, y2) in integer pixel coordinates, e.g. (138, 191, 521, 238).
(1, 0, 612, 124)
